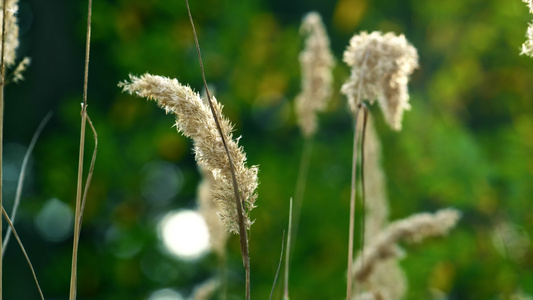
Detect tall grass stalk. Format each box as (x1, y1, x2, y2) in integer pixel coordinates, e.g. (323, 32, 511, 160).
(346, 52, 369, 300)
(0, 0, 8, 296)
(69, 0, 94, 299)
(185, 1, 251, 299)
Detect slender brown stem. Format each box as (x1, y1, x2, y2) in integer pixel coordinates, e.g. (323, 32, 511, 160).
(0, 0, 8, 297)
(270, 230, 285, 300)
(359, 105, 368, 270)
(347, 105, 362, 300)
(184, 1, 251, 299)
(2, 207, 44, 300)
(346, 51, 369, 300)
(78, 114, 97, 233)
(70, 0, 93, 299)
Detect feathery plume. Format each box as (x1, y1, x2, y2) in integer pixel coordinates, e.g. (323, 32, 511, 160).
(119, 73, 259, 234)
(352, 259, 406, 300)
(198, 164, 228, 256)
(295, 12, 335, 137)
(521, 23, 533, 57)
(12, 56, 29, 83)
(360, 116, 388, 239)
(341, 31, 418, 130)
(353, 208, 460, 282)
(1, 0, 19, 67)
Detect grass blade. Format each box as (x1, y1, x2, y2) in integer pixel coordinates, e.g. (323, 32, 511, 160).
(184, 1, 251, 299)
(2, 112, 53, 256)
(270, 230, 285, 300)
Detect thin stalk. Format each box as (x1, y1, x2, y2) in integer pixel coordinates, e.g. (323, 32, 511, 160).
(269, 230, 285, 300)
(0, 0, 9, 296)
(2, 207, 44, 300)
(347, 105, 362, 300)
(185, 1, 251, 299)
(346, 51, 369, 300)
(359, 106, 368, 270)
(290, 136, 313, 255)
(283, 198, 293, 300)
(3, 112, 53, 256)
(69, 0, 93, 299)
(78, 114, 97, 233)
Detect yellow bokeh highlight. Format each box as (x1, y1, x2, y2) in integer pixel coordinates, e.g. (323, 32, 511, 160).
(333, 0, 367, 33)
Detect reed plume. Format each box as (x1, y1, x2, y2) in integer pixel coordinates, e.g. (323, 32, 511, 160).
(0, 0, 18, 68)
(522, 0, 533, 57)
(119, 73, 259, 234)
(341, 31, 418, 130)
(353, 208, 460, 284)
(295, 12, 334, 137)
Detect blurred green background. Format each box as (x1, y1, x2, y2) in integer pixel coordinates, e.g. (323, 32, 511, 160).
(2, 0, 533, 299)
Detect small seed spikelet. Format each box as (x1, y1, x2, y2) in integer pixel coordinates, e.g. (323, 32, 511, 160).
(119, 74, 259, 234)
(295, 12, 335, 137)
(341, 31, 418, 130)
(0, 0, 19, 67)
(524, 0, 533, 13)
(522, 24, 533, 57)
(353, 208, 460, 282)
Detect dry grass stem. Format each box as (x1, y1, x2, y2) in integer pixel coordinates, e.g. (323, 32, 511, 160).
(186, 2, 251, 295)
(352, 117, 406, 300)
(341, 31, 418, 130)
(295, 12, 334, 137)
(2, 112, 52, 256)
(2, 207, 44, 300)
(353, 208, 461, 282)
(78, 114, 98, 231)
(70, 0, 94, 299)
(0, 0, 8, 295)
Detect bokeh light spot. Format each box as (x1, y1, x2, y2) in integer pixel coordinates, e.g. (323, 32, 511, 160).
(148, 288, 184, 300)
(35, 198, 73, 242)
(159, 210, 210, 260)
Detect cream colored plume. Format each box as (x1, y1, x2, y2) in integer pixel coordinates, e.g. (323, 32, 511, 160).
(1, 0, 19, 67)
(119, 74, 259, 234)
(295, 12, 334, 137)
(353, 208, 460, 283)
(341, 31, 418, 130)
